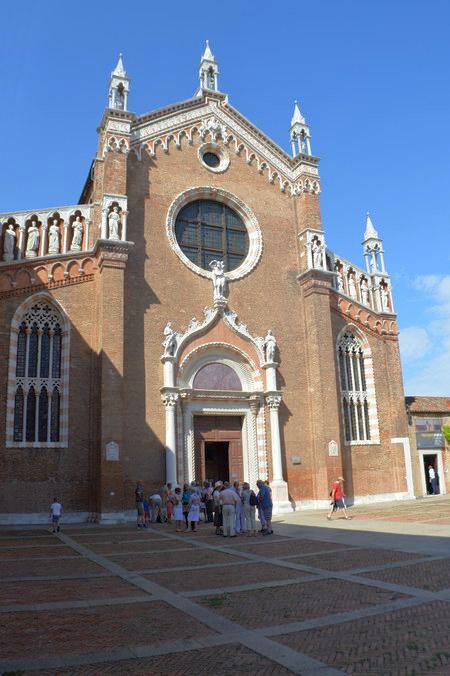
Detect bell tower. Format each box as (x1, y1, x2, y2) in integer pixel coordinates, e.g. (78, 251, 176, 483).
(108, 54, 130, 111)
(290, 100, 312, 157)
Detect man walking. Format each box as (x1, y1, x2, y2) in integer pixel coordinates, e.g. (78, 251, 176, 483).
(220, 481, 240, 537)
(327, 476, 350, 520)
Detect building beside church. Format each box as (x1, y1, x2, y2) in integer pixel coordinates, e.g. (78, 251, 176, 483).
(0, 45, 413, 523)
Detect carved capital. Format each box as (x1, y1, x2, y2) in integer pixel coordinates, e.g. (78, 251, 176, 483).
(265, 394, 281, 410)
(162, 392, 179, 408)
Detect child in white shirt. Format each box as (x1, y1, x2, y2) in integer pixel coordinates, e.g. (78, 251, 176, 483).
(50, 498, 62, 533)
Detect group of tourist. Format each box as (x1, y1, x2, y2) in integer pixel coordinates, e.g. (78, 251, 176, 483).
(134, 478, 274, 536)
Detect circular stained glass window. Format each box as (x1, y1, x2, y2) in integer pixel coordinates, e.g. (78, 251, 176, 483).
(202, 152, 220, 168)
(175, 199, 249, 272)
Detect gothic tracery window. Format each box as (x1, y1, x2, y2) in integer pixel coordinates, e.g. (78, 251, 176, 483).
(338, 332, 371, 443)
(10, 301, 65, 445)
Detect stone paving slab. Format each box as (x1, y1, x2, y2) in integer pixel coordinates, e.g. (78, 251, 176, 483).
(146, 562, 313, 593)
(361, 558, 450, 592)
(198, 578, 409, 629)
(33, 642, 294, 675)
(0, 600, 215, 660)
(0, 536, 61, 547)
(274, 600, 450, 675)
(0, 576, 146, 606)
(0, 544, 80, 559)
(286, 548, 423, 572)
(71, 532, 171, 543)
(90, 540, 195, 555)
(229, 539, 352, 559)
(0, 557, 104, 579)
(108, 549, 241, 571)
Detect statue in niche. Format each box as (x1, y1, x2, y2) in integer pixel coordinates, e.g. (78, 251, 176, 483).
(361, 278, 370, 305)
(263, 329, 277, 363)
(381, 285, 390, 312)
(348, 274, 357, 299)
(48, 219, 60, 254)
(71, 216, 83, 251)
(311, 238, 324, 268)
(210, 260, 227, 302)
(3, 223, 16, 261)
(162, 322, 177, 357)
(25, 220, 40, 258)
(108, 206, 121, 240)
(336, 267, 344, 292)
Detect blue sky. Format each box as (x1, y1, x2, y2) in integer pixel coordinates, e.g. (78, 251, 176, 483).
(1, 1, 449, 395)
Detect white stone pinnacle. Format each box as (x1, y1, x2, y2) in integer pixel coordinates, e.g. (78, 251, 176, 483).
(364, 212, 379, 240)
(291, 99, 305, 126)
(112, 54, 126, 78)
(202, 40, 215, 61)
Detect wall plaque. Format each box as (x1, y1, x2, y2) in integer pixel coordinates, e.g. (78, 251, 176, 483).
(105, 441, 119, 462)
(328, 440, 338, 457)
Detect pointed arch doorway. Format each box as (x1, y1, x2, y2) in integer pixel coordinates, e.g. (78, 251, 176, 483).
(194, 415, 243, 484)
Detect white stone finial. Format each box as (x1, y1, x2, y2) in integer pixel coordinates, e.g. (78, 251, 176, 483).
(364, 212, 379, 240)
(198, 40, 219, 94)
(291, 100, 305, 126)
(112, 53, 126, 77)
(202, 40, 215, 61)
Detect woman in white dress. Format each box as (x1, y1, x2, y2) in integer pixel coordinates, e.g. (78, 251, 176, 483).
(173, 487, 184, 532)
(187, 492, 201, 532)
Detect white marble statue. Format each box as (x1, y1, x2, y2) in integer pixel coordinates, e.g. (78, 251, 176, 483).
(210, 260, 227, 302)
(108, 206, 121, 240)
(3, 223, 16, 261)
(311, 239, 323, 269)
(25, 221, 40, 258)
(264, 329, 277, 363)
(71, 216, 83, 251)
(361, 278, 370, 305)
(48, 220, 60, 254)
(162, 322, 177, 357)
(381, 286, 390, 312)
(336, 268, 344, 292)
(348, 274, 357, 299)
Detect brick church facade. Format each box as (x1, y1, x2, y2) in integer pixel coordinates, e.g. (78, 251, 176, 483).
(0, 46, 413, 523)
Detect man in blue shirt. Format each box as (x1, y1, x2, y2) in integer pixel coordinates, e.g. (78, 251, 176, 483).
(257, 479, 273, 535)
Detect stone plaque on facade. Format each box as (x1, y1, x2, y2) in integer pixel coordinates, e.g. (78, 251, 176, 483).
(328, 440, 338, 457)
(105, 441, 119, 461)
(291, 455, 301, 465)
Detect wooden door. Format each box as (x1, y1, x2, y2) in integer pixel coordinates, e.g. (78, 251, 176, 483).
(193, 416, 243, 482)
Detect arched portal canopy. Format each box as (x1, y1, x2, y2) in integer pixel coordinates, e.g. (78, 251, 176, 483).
(193, 362, 242, 391)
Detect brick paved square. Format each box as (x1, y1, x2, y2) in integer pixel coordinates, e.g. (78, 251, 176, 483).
(287, 548, 422, 571)
(110, 549, 241, 571)
(0, 545, 80, 559)
(0, 536, 59, 546)
(0, 557, 105, 580)
(34, 643, 294, 674)
(227, 539, 350, 558)
(0, 601, 215, 659)
(198, 578, 409, 628)
(0, 576, 146, 606)
(361, 558, 450, 591)
(274, 601, 450, 674)
(146, 562, 312, 592)
(71, 532, 171, 544)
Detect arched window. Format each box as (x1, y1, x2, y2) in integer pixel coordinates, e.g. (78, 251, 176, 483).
(8, 299, 67, 447)
(337, 331, 372, 443)
(175, 200, 249, 272)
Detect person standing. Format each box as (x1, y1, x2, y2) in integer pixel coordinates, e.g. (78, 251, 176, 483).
(173, 487, 184, 532)
(213, 481, 223, 535)
(220, 481, 240, 537)
(49, 497, 63, 533)
(150, 492, 162, 523)
(257, 479, 273, 535)
(233, 481, 244, 534)
(182, 483, 193, 530)
(428, 465, 438, 495)
(242, 483, 257, 536)
(203, 481, 214, 522)
(327, 477, 350, 520)
(135, 481, 145, 528)
(166, 483, 174, 523)
(188, 491, 201, 532)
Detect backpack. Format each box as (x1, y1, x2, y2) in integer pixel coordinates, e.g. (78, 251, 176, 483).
(249, 492, 258, 507)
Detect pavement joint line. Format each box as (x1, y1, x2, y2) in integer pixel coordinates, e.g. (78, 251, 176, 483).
(181, 574, 325, 598)
(0, 594, 158, 614)
(0, 542, 69, 550)
(105, 545, 196, 557)
(279, 546, 366, 560)
(0, 571, 114, 583)
(37, 530, 346, 675)
(0, 554, 84, 562)
(342, 553, 450, 576)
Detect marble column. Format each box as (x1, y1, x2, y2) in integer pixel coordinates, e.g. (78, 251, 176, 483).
(162, 392, 178, 485)
(265, 393, 290, 510)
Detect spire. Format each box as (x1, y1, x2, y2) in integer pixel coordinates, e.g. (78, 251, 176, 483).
(197, 40, 219, 94)
(108, 54, 130, 111)
(362, 211, 386, 274)
(290, 99, 311, 157)
(112, 53, 126, 78)
(364, 212, 379, 240)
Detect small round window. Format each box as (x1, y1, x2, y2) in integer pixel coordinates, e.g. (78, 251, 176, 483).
(202, 152, 220, 168)
(175, 199, 249, 272)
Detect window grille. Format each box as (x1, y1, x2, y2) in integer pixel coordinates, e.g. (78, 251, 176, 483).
(338, 332, 371, 442)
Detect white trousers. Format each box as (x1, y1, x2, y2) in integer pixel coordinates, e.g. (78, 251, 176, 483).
(243, 505, 256, 531)
(222, 504, 236, 536)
